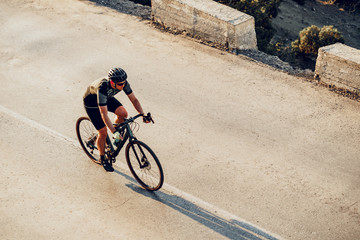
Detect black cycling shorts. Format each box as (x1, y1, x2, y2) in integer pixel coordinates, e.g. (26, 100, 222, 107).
(84, 97, 122, 130)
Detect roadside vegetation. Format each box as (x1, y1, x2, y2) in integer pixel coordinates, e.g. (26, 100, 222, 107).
(271, 24, 345, 70)
(291, 25, 344, 56)
(129, 0, 355, 69)
(214, 0, 352, 69)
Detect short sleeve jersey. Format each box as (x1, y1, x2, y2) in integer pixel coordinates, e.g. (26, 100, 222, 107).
(83, 78, 133, 107)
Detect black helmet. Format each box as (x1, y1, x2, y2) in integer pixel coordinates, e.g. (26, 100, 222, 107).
(108, 68, 127, 83)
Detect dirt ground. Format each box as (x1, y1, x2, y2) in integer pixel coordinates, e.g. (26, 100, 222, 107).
(272, 0, 360, 50)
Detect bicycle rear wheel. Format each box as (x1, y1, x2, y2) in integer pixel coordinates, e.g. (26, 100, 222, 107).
(76, 117, 101, 164)
(126, 140, 164, 191)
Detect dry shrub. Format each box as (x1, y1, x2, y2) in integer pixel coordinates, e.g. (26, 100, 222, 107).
(291, 25, 344, 56)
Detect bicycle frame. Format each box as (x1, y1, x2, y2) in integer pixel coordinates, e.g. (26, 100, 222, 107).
(106, 122, 132, 157)
(106, 114, 144, 158)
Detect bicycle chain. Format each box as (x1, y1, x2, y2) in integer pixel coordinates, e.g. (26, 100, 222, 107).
(105, 147, 116, 163)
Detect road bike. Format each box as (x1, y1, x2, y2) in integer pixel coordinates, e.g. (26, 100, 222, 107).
(76, 113, 164, 191)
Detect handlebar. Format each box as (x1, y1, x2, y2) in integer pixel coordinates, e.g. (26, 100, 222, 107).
(115, 113, 154, 130)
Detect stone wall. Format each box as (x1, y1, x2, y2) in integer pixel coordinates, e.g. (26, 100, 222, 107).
(151, 0, 257, 50)
(315, 43, 360, 93)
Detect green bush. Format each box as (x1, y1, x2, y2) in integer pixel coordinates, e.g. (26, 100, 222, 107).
(319, 25, 345, 46)
(291, 25, 344, 56)
(292, 25, 320, 55)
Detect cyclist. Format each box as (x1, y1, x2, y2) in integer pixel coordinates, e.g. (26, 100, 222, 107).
(83, 67, 151, 172)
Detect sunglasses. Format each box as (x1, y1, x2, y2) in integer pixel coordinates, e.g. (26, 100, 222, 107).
(116, 81, 126, 87)
(111, 80, 126, 87)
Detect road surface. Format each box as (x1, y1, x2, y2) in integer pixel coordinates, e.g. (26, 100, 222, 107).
(1, 0, 359, 239)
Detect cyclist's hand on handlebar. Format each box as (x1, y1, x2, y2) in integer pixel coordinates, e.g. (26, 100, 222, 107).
(143, 112, 154, 124)
(113, 130, 123, 140)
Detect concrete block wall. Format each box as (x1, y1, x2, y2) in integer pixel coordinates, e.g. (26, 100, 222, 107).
(315, 43, 360, 93)
(151, 0, 257, 50)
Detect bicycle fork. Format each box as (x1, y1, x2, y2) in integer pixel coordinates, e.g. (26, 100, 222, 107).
(130, 143, 150, 169)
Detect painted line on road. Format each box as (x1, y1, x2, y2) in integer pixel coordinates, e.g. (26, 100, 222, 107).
(0, 105, 79, 148)
(0, 105, 281, 240)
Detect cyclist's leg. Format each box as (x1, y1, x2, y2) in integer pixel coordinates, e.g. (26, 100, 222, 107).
(107, 97, 127, 124)
(96, 127, 107, 156)
(85, 110, 113, 171)
(84, 106, 107, 156)
(114, 106, 128, 124)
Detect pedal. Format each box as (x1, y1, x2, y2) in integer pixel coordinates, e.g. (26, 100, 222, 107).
(105, 151, 116, 163)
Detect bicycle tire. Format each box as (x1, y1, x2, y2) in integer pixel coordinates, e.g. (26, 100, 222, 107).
(125, 140, 164, 191)
(76, 117, 101, 164)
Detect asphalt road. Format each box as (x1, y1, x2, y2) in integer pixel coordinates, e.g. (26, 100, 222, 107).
(1, 1, 360, 239)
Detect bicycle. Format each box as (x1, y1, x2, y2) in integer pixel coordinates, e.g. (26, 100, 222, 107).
(76, 113, 164, 191)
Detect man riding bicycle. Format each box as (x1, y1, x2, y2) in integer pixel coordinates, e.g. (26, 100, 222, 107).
(83, 67, 151, 172)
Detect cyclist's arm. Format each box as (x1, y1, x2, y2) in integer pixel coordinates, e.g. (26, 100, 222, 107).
(99, 105, 116, 133)
(127, 92, 145, 116)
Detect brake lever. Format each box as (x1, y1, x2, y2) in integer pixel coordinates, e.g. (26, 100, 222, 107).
(147, 112, 155, 124)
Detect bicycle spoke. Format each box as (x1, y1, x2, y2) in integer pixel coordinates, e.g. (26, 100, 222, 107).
(76, 117, 100, 163)
(126, 141, 163, 191)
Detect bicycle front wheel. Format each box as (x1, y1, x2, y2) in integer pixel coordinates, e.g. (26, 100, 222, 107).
(76, 117, 101, 164)
(126, 140, 164, 191)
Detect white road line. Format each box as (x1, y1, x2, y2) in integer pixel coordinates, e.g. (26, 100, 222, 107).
(0, 105, 79, 147)
(0, 105, 281, 240)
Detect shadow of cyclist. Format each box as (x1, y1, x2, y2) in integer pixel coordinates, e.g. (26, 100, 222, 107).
(114, 168, 278, 240)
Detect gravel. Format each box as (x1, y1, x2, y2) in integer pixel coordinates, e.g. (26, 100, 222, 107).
(88, 0, 151, 19)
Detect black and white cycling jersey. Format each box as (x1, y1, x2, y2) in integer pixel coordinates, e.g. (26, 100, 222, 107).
(83, 77, 132, 108)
